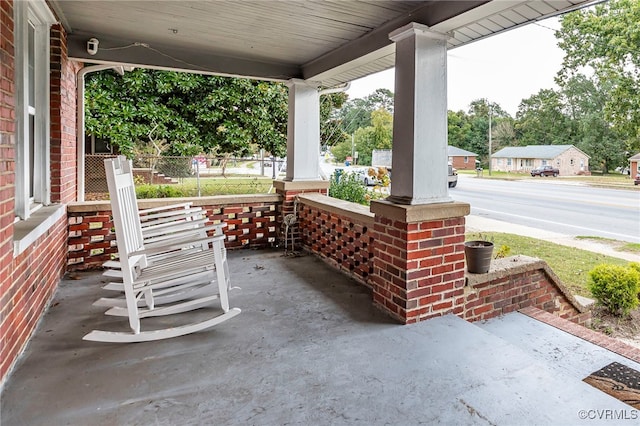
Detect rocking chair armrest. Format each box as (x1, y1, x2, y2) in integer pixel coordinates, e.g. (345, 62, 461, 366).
(131, 233, 226, 257)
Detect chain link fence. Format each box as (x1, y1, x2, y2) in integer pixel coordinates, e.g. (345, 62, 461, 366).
(85, 154, 286, 200)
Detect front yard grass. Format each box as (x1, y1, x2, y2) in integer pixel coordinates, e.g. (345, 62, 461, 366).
(466, 232, 631, 297)
(458, 169, 638, 189)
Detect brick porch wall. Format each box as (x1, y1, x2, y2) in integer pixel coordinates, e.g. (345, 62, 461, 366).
(66, 194, 281, 271)
(1, 9, 77, 386)
(294, 195, 588, 327)
(463, 255, 589, 326)
(273, 180, 329, 250)
(297, 193, 375, 286)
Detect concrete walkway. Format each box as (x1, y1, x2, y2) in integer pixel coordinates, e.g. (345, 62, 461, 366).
(467, 214, 640, 262)
(2, 250, 639, 425)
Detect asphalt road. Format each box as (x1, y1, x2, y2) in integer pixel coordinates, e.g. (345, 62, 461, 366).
(450, 174, 640, 244)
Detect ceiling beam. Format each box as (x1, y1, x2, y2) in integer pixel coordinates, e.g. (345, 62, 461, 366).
(67, 31, 302, 81)
(302, 0, 489, 80)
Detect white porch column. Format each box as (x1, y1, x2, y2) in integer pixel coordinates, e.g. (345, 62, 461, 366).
(388, 23, 451, 205)
(285, 79, 320, 181)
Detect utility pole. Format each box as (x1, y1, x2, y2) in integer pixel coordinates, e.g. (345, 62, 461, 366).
(488, 102, 492, 176)
(351, 134, 355, 159)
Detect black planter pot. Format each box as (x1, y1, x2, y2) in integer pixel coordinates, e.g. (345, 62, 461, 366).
(464, 240, 494, 274)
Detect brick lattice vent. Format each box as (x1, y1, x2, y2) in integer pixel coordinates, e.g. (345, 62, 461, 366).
(298, 203, 375, 285)
(67, 196, 280, 271)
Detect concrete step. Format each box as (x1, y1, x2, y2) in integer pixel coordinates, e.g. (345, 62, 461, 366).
(478, 311, 640, 380)
(409, 314, 635, 424)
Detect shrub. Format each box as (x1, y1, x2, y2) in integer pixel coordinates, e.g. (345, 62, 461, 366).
(588, 264, 640, 316)
(494, 244, 511, 259)
(329, 172, 368, 205)
(136, 184, 189, 199)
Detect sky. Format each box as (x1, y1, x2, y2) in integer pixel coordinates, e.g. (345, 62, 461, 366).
(346, 17, 564, 117)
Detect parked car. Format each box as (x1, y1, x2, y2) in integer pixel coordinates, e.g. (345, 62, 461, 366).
(352, 168, 380, 186)
(334, 167, 377, 186)
(448, 163, 458, 188)
(530, 165, 559, 177)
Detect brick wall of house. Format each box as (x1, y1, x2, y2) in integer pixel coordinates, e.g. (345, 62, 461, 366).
(631, 158, 640, 180)
(450, 155, 475, 170)
(554, 147, 589, 176)
(50, 24, 82, 204)
(463, 256, 589, 326)
(67, 195, 281, 270)
(0, 1, 15, 296)
(2, 216, 68, 383)
(297, 194, 375, 286)
(1, 5, 76, 386)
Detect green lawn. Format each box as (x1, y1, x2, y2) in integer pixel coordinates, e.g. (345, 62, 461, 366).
(136, 176, 274, 198)
(458, 169, 638, 189)
(466, 231, 634, 297)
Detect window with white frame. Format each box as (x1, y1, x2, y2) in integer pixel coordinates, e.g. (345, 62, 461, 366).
(464, 156, 468, 163)
(507, 158, 512, 166)
(15, 0, 55, 220)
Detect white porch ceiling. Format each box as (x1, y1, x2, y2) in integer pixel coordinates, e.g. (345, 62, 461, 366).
(50, 0, 595, 87)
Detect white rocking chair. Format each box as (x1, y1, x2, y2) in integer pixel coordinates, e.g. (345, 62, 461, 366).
(97, 157, 231, 309)
(83, 157, 240, 343)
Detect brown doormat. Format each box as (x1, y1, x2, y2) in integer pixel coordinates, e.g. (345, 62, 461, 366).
(583, 362, 640, 409)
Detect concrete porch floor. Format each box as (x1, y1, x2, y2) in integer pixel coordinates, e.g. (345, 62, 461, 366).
(2, 249, 639, 425)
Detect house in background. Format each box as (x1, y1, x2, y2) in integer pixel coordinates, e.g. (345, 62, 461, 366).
(629, 153, 640, 180)
(491, 145, 590, 176)
(372, 146, 478, 170)
(448, 146, 478, 170)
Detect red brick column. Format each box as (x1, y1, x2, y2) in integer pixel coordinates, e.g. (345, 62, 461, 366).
(273, 180, 329, 251)
(370, 200, 470, 324)
(50, 25, 82, 204)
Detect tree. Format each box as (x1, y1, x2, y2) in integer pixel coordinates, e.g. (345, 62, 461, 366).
(337, 88, 394, 135)
(331, 108, 392, 165)
(556, 0, 640, 151)
(447, 100, 512, 167)
(562, 74, 626, 173)
(85, 69, 289, 157)
(320, 92, 349, 148)
(447, 110, 473, 150)
(514, 89, 573, 146)
(355, 108, 393, 166)
(492, 118, 517, 152)
(460, 99, 511, 165)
